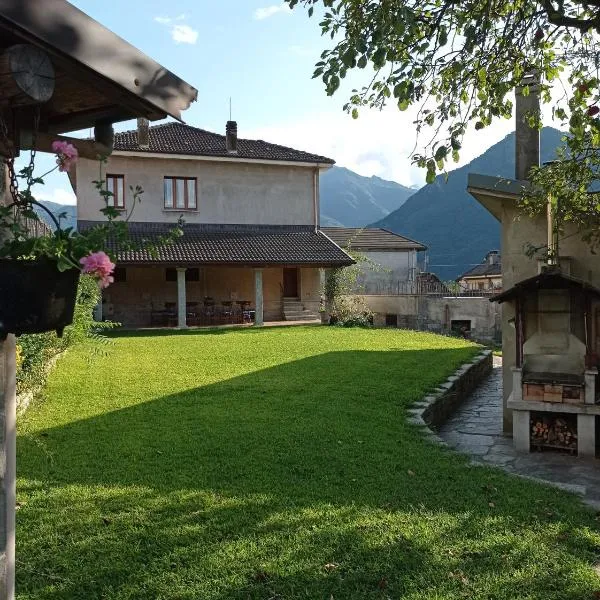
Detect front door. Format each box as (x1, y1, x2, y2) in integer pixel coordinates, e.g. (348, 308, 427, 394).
(283, 268, 298, 297)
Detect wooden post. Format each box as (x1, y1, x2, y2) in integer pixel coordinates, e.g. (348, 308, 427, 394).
(0, 335, 16, 600)
(0, 163, 15, 600)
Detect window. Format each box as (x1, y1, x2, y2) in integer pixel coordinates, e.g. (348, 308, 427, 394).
(385, 314, 398, 327)
(164, 177, 197, 210)
(106, 174, 125, 209)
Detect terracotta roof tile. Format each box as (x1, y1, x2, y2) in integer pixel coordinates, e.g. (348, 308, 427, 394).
(113, 122, 334, 164)
(320, 227, 427, 251)
(78, 222, 353, 267)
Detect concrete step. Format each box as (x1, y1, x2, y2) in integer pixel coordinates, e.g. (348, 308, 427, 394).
(284, 314, 319, 321)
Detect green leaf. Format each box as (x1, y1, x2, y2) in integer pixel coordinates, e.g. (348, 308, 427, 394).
(434, 145, 448, 161)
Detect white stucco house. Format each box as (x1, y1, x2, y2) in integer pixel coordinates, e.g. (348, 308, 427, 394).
(74, 120, 353, 327)
(321, 227, 427, 294)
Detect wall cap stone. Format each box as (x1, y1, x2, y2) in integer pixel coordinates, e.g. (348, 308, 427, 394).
(409, 349, 493, 446)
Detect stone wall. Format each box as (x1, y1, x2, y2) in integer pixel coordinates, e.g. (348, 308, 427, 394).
(407, 349, 493, 433)
(365, 295, 501, 342)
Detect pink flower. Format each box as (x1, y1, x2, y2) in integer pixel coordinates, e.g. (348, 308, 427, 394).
(51, 140, 79, 172)
(80, 251, 115, 288)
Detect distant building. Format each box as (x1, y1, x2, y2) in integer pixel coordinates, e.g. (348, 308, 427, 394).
(457, 251, 502, 291)
(321, 227, 427, 294)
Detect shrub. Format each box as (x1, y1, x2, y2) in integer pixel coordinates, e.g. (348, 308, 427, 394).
(329, 295, 374, 327)
(16, 275, 113, 394)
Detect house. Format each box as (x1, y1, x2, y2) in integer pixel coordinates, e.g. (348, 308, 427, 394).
(467, 73, 600, 458)
(457, 251, 502, 291)
(75, 121, 354, 327)
(320, 227, 426, 294)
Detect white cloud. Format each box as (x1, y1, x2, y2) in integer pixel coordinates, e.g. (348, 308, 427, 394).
(35, 187, 77, 206)
(153, 14, 185, 25)
(244, 105, 518, 188)
(171, 24, 198, 45)
(154, 15, 198, 45)
(254, 4, 289, 20)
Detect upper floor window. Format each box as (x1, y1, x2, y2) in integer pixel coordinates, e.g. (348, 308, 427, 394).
(106, 174, 125, 209)
(164, 177, 197, 210)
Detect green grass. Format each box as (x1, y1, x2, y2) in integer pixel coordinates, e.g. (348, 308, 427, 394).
(16, 326, 600, 599)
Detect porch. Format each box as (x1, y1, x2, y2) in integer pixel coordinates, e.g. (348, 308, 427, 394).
(99, 265, 324, 328)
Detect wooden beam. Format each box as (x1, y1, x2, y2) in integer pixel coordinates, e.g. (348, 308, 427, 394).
(0, 44, 55, 107)
(20, 131, 112, 159)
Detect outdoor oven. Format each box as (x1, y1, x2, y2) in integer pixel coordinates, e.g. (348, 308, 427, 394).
(492, 264, 600, 457)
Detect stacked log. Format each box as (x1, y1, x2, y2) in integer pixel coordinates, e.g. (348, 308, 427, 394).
(531, 415, 577, 450)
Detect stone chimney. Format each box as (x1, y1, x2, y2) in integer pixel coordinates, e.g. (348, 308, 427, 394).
(226, 120, 237, 154)
(515, 71, 540, 180)
(137, 118, 149, 149)
(487, 250, 500, 265)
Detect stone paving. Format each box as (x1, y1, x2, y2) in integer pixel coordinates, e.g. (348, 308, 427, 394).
(439, 357, 600, 509)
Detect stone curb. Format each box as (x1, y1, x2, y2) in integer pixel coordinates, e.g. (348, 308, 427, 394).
(407, 349, 493, 447)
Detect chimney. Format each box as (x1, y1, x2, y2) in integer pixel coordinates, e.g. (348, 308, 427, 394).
(487, 250, 499, 265)
(137, 118, 149, 149)
(515, 70, 540, 180)
(226, 120, 237, 154)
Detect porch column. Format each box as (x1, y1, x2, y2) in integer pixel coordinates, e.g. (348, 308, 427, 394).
(0, 335, 16, 600)
(176, 267, 187, 328)
(254, 268, 264, 326)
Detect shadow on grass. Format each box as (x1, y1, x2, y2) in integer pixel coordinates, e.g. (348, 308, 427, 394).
(17, 348, 600, 599)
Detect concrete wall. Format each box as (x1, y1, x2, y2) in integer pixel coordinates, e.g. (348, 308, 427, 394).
(363, 294, 501, 342)
(499, 205, 600, 432)
(103, 265, 322, 326)
(358, 295, 419, 317)
(300, 268, 322, 314)
(76, 155, 317, 226)
(353, 250, 417, 294)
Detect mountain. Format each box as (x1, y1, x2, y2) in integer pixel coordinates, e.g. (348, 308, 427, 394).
(320, 166, 415, 227)
(35, 201, 76, 230)
(372, 127, 566, 281)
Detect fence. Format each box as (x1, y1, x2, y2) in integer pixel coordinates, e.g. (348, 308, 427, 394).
(360, 280, 500, 297)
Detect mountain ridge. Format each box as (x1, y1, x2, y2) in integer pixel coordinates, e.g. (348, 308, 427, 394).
(372, 127, 566, 280)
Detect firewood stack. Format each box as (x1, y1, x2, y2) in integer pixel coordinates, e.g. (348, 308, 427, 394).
(531, 415, 577, 450)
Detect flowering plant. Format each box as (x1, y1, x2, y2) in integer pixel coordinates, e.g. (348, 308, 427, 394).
(0, 140, 181, 288)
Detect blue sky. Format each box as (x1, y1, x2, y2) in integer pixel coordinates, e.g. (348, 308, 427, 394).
(30, 0, 521, 205)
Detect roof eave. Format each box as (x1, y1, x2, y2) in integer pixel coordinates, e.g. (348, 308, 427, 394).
(111, 149, 333, 168)
(0, 0, 197, 124)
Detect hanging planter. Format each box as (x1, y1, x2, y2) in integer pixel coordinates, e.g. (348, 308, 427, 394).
(0, 259, 80, 339)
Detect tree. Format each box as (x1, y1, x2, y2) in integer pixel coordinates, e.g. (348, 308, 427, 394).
(287, 0, 600, 245)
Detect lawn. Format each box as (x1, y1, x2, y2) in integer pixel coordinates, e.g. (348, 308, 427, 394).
(16, 326, 600, 599)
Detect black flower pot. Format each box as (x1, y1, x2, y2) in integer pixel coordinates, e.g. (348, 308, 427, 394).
(0, 259, 80, 339)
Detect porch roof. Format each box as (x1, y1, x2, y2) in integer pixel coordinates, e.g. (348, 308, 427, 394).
(490, 268, 600, 304)
(78, 222, 355, 268)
